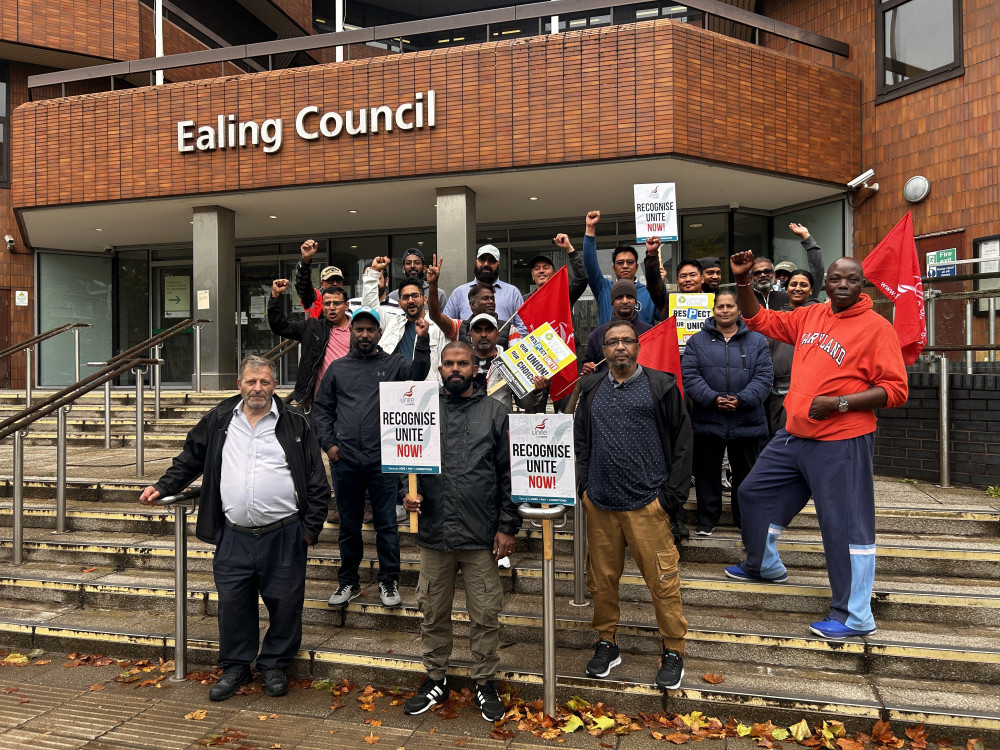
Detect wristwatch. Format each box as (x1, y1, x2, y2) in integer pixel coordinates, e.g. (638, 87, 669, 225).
(837, 395, 849, 413)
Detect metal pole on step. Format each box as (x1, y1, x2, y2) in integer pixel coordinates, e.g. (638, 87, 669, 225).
(13, 430, 25, 565)
(193, 324, 203, 393)
(518, 504, 568, 717)
(965, 301, 974, 374)
(134, 366, 145, 478)
(153, 344, 162, 420)
(56, 406, 68, 533)
(24, 346, 31, 407)
(73, 328, 82, 383)
(938, 354, 950, 488)
(570, 499, 588, 607)
(157, 489, 198, 682)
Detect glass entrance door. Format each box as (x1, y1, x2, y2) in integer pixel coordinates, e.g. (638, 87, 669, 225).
(238, 261, 280, 367)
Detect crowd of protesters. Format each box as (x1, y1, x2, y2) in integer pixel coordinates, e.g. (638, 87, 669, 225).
(140, 216, 907, 714)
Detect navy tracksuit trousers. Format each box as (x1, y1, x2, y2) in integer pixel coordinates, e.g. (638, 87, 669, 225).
(738, 429, 877, 631)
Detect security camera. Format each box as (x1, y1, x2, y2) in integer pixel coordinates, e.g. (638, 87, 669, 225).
(104, 245, 115, 255)
(3, 235, 13, 251)
(847, 169, 876, 190)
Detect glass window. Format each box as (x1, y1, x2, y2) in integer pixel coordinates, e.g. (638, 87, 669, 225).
(0, 64, 8, 184)
(38, 253, 113, 386)
(679, 213, 728, 282)
(772, 200, 846, 301)
(878, 0, 962, 100)
(330, 236, 389, 298)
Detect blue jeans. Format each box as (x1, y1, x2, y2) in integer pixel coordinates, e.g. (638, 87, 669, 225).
(332, 460, 399, 587)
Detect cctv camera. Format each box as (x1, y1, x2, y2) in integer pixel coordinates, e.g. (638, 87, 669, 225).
(104, 245, 115, 255)
(3, 235, 13, 250)
(847, 169, 876, 190)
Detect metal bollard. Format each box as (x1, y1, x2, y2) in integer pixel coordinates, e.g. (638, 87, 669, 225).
(938, 355, 950, 488)
(56, 406, 68, 533)
(193, 324, 203, 392)
(13, 430, 25, 565)
(73, 328, 82, 383)
(926, 291, 937, 348)
(153, 344, 162, 420)
(170, 502, 190, 681)
(517, 504, 569, 717)
(24, 346, 31, 407)
(134, 367, 145, 478)
(570, 499, 589, 607)
(965, 301, 974, 374)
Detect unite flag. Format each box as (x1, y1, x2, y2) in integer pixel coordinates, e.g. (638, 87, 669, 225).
(516, 266, 577, 400)
(861, 212, 927, 365)
(637, 316, 684, 398)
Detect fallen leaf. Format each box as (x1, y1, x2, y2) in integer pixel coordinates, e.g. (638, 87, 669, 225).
(364, 731, 379, 744)
(27, 649, 45, 659)
(703, 673, 724, 685)
(790, 720, 812, 742)
(1, 687, 17, 694)
(738, 724, 752, 737)
(592, 715, 616, 731)
(185, 709, 207, 720)
(2, 654, 28, 665)
(365, 719, 383, 727)
(666, 732, 691, 744)
(773, 728, 790, 741)
(271, 745, 282, 749)
(562, 715, 584, 733)
(838, 738, 866, 750)
(966, 741, 984, 750)
(82, 567, 98, 573)
(17, 699, 29, 704)
(33, 660, 51, 666)
(454, 739, 470, 747)
(89, 684, 105, 691)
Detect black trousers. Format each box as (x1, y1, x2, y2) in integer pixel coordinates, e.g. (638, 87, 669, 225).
(692, 434, 761, 531)
(213, 519, 308, 674)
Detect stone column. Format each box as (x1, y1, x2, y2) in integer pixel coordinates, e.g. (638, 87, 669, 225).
(435, 186, 477, 297)
(191, 205, 237, 390)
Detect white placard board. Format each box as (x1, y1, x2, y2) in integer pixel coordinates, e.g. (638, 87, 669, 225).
(508, 413, 576, 506)
(379, 381, 441, 474)
(634, 182, 678, 242)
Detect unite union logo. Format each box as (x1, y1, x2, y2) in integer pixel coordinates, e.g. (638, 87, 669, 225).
(649, 185, 660, 196)
(532, 418, 548, 436)
(400, 385, 415, 405)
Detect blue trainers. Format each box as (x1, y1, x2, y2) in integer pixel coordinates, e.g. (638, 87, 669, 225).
(809, 617, 876, 639)
(724, 563, 787, 583)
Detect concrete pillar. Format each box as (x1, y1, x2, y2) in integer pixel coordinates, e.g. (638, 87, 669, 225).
(192, 206, 237, 390)
(436, 186, 477, 296)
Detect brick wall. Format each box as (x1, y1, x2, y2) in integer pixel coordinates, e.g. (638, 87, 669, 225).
(0, 0, 140, 61)
(12, 19, 861, 210)
(874, 370, 1000, 488)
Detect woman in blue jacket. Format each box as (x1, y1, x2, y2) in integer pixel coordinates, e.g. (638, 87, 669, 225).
(681, 290, 773, 534)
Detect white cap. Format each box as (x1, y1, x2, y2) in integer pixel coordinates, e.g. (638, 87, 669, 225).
(477, 244, 500, 261)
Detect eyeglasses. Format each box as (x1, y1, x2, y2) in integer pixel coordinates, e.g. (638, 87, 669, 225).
(602, 338, 637, 348)
(751, 269, 774, 278)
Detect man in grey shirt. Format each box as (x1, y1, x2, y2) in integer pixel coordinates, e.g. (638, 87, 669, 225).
(141, 355, 329, 702)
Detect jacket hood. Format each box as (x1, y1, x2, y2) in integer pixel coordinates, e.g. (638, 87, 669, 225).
(440, 384, 487, 404)
(702, 315, 750, 337)
(824, 293, 874, 319)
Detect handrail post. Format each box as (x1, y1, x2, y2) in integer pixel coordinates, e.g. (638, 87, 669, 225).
(104, 380, 112, 449)
(193, 324, 203, 392)
(517, 504, 568, 717)
(570, 498, 588, 607)
(170, 503, 190, 681)
(73, 328, 82, 383)
(13, 430, 25, 565)
(24, 346, 31, 407)
(134, 366, 145, 478)
(965, 301, 974, 374)
(153, 344, 162, 420)
(938, 354, 950, 488)
(56, 406, 68, 533)
(989, 297, 996, 363)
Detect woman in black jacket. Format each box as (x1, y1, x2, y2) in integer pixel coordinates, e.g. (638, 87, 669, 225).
(682, 290, 773, 534)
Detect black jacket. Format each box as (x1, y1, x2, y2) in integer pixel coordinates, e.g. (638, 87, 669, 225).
(152, 395, 330, 545)
(410, 387, 520, 551)
(311, 338, 431, 465)
(574, 367, 693, 515)
(267, 295, 341, 404)
(681, 317, 773, 439)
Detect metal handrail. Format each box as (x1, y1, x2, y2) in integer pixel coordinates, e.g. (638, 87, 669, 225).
(263, 338, 298, 361)
(0, 323, 90, 362)
(154, 488, 201, 683)
(27, 0, 848, 93)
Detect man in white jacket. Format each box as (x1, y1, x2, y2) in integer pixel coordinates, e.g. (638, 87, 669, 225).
(363, 256, 450, 379)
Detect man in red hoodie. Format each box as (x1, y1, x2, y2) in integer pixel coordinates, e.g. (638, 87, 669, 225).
(724, 252, 908, 640)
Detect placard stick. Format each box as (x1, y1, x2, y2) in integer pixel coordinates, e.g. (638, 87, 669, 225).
(409, 474, 418, 534)
(542, 504, 553, 561)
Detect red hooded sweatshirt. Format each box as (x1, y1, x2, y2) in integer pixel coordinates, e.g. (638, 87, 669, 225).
(744, 294, 908, 440)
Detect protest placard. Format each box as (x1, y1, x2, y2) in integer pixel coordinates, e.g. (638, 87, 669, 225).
(634, 183, 678, 242)
(669, 293, 714, 349)
(508, 414, 575, 506)
(490, 322, 576, 399)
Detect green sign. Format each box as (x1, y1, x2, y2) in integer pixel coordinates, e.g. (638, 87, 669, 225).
(164, 275, 191, 318)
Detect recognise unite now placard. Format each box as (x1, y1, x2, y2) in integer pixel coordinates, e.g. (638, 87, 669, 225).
(379, 381, 441, 474)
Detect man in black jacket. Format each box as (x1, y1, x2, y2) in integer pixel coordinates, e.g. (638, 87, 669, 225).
(574, 319, 692, 691)
(400, 341, 517, 723)
(312, 306, 431, 609)
(267, 280, 351, 407)
(140, 355, 329, 702)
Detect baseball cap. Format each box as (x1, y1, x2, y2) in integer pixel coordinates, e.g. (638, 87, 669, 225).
(350, 306, 381, 326)
(700, 256, 722, 270)
(468, 312, 498, 330)
(320, 265, 344, 282)
(528, 254, 554, 270)
(402, 248, 424, 261)
(774, 261, 798, 274)
(610, 279, 638, 302)
(477, 244, 500, 261)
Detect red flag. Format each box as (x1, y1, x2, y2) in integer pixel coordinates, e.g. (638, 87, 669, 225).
(638, 317, 684, 398)
(861, 212, 926, 365)
(517, 266, 577, 400)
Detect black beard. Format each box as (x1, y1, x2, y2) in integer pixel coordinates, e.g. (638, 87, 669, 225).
(444, 373, 474, 395)
(405, 268, 425, 281)
(475, 267, 499, 285)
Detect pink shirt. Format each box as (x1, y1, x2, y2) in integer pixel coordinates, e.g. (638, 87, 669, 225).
(315, 324, 350, 394)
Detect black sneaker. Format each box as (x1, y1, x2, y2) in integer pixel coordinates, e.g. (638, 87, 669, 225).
(473, 681, 506, 722)
(671, 517, 690, 545)
(261, 668, 288, 697)
(654, 649, 684, 690)
(403, 676, 448, 715)
(585, 639, 621, 678)
(208, 670, 251, 701)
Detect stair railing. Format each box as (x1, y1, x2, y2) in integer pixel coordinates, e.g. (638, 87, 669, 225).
(0, 322, 91, 406)
(154, 487, 200, 683)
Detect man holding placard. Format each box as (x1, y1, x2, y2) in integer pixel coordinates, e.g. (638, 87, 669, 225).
(401, 341, 518, 723)
(312, 306, 431, 609)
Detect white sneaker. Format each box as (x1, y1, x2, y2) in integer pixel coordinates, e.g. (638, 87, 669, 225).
(396, 505, 408, 524)
(379, 580, 401, 607)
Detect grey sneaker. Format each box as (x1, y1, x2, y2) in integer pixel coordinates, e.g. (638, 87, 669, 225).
(328, 583, 361, 606)
(396, 505, 408, 524)
(379, 580, 401, 607)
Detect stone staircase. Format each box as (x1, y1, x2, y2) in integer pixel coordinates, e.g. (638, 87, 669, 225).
(0, 390, 998, 739)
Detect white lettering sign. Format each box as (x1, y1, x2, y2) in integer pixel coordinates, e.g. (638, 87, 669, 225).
(379, 381, 441, 474)
(634, 182, 678, 242)
(177, 90, 436, 155)
(509, 414, 576, 506)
